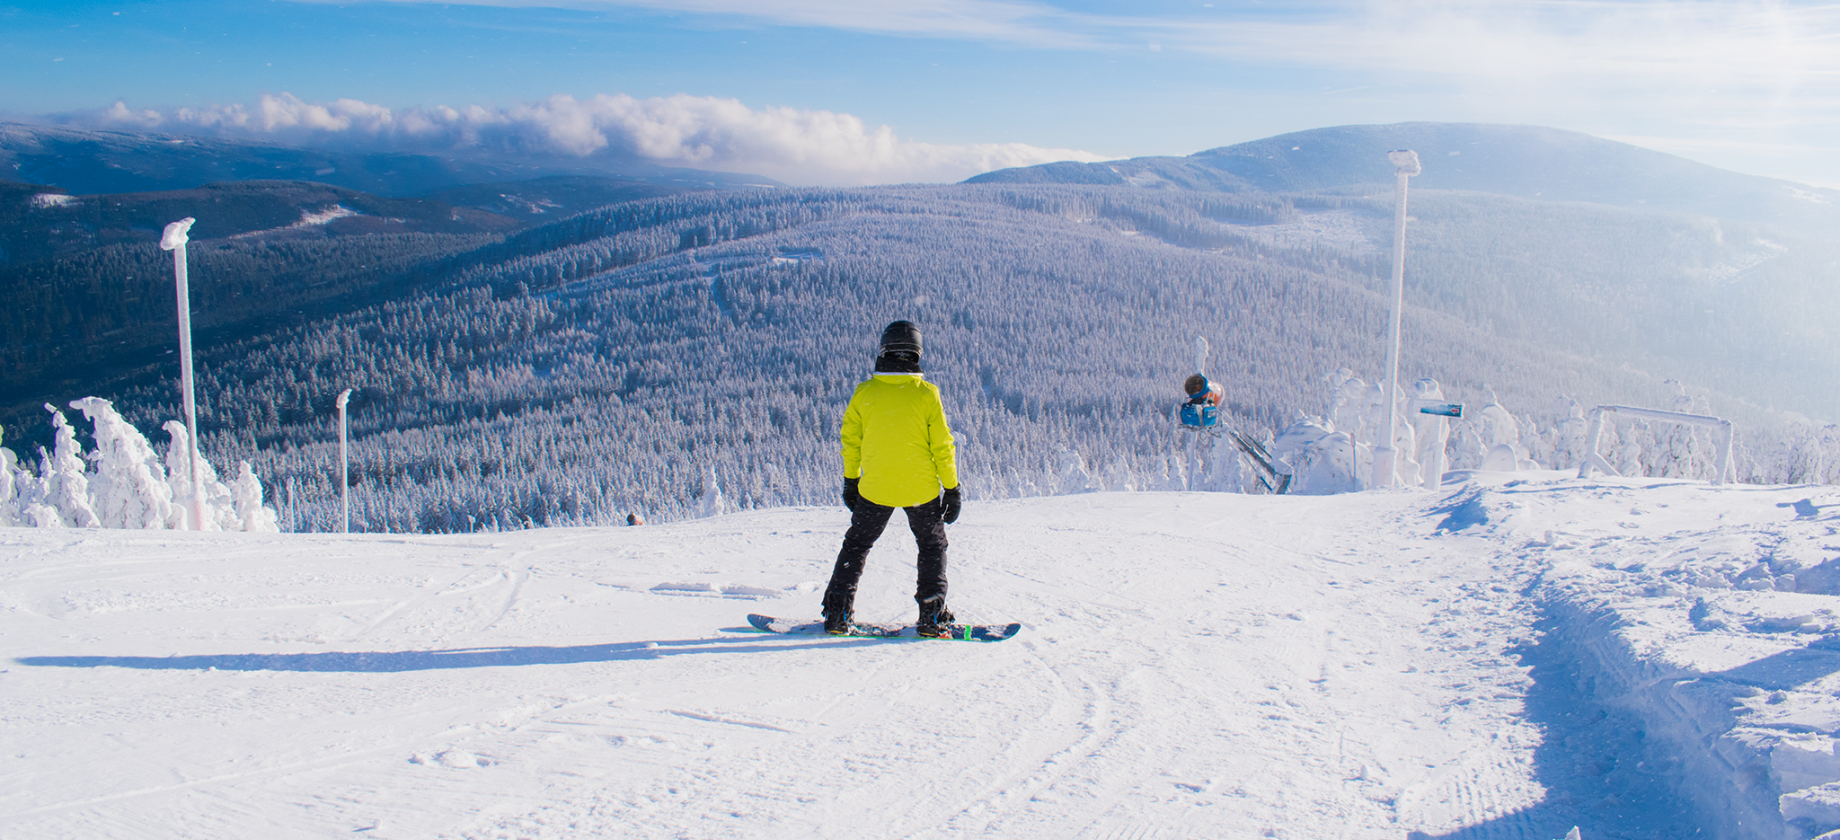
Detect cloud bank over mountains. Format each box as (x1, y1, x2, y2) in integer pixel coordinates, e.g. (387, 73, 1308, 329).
(84, 92, 1104, 187)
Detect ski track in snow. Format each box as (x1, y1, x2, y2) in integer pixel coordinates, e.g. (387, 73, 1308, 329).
(4, 480, 1830, 838)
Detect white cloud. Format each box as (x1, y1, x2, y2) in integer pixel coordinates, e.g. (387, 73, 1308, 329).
(92, 92, 1105, 186)
(102, 101, 164, 128)
(1160, 1, 1840, 87)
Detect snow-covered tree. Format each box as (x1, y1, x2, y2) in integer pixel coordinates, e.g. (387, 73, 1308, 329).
(698, 466, 729, 519)
(233, 461, 281, 533)
(1269, 417, 1358, 495)
(0, 398, 279, 532)
(1055, 446, 1095, 495)
(1408, 379, 1452, 489)
(71, 397, 177, 530)
(42, 405, 101, 528)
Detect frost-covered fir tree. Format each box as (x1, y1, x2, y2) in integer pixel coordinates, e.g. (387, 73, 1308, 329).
(233, 461, 281, 533)
(1203, 434, 1255, 493)
(69, 398, 176, 530)
(2, 398, 281, 532)
(164, 421, 244, 531)
(43, 405, 101, 528)
(698, 466, 729, 519)
(1614, 420, 1650, 477)
(1056, 447, 1096, 495)
(1408, 379, 1452, 489)
(1545, 398, 1591, 471)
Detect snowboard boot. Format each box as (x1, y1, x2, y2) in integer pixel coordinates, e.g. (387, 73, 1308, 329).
(822, 591, 855, 635)
(916, 596, 955, 638)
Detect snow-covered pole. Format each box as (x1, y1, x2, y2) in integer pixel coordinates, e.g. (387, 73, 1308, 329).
(336, 388, 353, 533)
(1372, 150, 1421, 489)
(161, 218, 207, 530)
(1188, 337, 1210, 491)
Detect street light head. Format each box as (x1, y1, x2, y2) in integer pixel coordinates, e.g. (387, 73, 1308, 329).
(160, 218, 196, 251)
(1387, 149, 1422, 176)
(336, 388, 353, 409)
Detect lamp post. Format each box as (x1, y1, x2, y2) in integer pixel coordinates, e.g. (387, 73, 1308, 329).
(1371, 150, 1421, 489)
(337, 388, 353, 534)
(160, 218, 208, 529)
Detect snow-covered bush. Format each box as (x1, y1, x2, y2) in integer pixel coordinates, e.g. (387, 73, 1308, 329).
(1261, 368, 1443, 494)
(1269, 417, 1359, 495)
(1199, 434, 1256, 493)
(1746, 420, 1836, 486)
(0, 399, 279, 532)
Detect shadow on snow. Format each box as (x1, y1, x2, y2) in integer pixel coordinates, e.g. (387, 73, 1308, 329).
(14, 631, 884, 673)
(1410, 606, 1712, 840)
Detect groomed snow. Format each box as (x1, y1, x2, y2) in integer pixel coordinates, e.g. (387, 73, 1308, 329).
(3, 477, 1837, 839)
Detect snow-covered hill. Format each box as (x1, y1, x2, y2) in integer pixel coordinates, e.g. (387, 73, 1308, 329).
(5, 476, 1839, 839)
(969, 122, 1840, 242)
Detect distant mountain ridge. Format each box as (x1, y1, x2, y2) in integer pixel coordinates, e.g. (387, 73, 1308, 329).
(0, 122, 781, 197)
(969, 123, 1840, 240)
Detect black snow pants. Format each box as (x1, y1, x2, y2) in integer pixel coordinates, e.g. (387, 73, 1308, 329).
(822, 497, 948, 614)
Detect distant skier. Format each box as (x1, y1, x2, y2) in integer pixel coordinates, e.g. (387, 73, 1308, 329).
(822, 320, 964, 637)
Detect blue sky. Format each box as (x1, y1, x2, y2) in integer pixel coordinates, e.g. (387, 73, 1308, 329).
(4, 0, 1838, 187)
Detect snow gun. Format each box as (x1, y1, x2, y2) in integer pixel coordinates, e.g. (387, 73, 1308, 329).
(1179, 376, 1222, 430)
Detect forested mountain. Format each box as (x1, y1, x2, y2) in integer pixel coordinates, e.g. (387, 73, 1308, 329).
(416, 176, 695, 220)
(4, 123, 1836, 532)
(970, 123, 1840, 241)
(0, 179, 523, 264)
(96, 185, 1840, 530)
(0, 122, 778, 197)
(0, 176, 719, 431)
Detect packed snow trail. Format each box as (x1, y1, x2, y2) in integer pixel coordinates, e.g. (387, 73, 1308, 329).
(0, 485, 1720, 838)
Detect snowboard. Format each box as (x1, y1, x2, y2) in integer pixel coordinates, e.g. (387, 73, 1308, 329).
(746, 613, 1022, 642)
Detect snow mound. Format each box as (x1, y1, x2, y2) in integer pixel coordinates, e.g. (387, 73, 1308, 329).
(1456, 476, 1840, 839)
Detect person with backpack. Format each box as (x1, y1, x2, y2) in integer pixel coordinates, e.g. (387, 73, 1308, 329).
(821, 320, 964, 637)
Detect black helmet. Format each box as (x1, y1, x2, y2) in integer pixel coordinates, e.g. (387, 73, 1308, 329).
(879, 320, 922, 357)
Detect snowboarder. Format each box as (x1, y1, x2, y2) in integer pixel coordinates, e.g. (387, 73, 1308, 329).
(822, 320, 964, 637)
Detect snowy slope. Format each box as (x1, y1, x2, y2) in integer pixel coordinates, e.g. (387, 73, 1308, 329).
(3, 479, 1837, 839)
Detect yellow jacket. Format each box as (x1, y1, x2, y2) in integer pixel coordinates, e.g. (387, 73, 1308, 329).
(841, 373, 960, 508)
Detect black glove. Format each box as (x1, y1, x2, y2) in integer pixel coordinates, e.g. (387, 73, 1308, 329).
(940, 485, 962, 524)
(842, 477, 861, 512)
